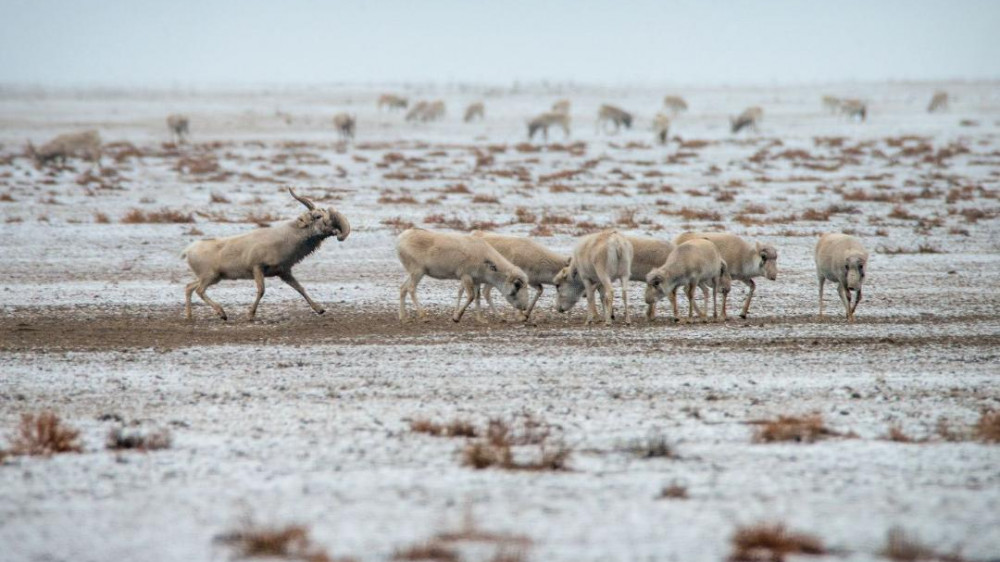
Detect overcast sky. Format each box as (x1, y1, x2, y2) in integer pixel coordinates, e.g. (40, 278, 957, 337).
(1, 0, 998, 87)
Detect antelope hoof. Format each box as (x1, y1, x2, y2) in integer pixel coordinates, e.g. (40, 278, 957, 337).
(315, 308, 326, 315)
(739, 313, 748, 319)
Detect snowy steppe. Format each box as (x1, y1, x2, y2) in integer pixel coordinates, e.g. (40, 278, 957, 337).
(0, 81, 998, 561)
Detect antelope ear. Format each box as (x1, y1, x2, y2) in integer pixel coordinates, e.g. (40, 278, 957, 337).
(484, 260, 498, 272)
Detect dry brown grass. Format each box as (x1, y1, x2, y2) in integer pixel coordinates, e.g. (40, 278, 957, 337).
(121, 208, 195, 224)
(382, 217, 415, 234)
(442, 183, 471, 194)
(175, 155, 220, 175)
(661, 207, 722, 221)
(513, 207, 536, 224)
(548, 183, 575, 193)
(93, 211, 110, 224)
(378, 194, 420, 205)
(217, 518, 346, 562)
(750, 414, 838, 444)
(472, 194, 500, 204)
(888, 206, 920, 220)
(392, 542, 459, 561)
(424, 214, 468, 230)
(878, 244, 945, 255)
(106, 427, 172, 451)
(462, 416, 571, 471)
(658, 482, 689, 500)
(616, 208, 639, 228)
(529, 224, 553, 237)
(0, 192, 14, 202)
(880, 527, 965, 562)
(975, 410, 1000, 443)
(8, 411, 82, 456)
(623, 433, 677, 459)
(243, 211, 280, 227)
(540, 213, 573, 225)
(209, 192, 231, 204)
(411, 417, 478, 438)
(886, 425, 914, 443)
(728, 522, 825, 562)
(800, 208, 831, 221)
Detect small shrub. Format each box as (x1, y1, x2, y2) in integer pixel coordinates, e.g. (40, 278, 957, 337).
(886, 425, 913, 443)
(658, 482, 688, 500)
(800, 208, 830, 221)
(106, 427, 172, 451)
(410, 418, 478, 438)
(513, 207, 536, 224)
(888, 206, 919, 220)
(382, 217, 415, 234)
(93, 211, 110, 224)
(0, 192, 14, 202)
(216, 519, 339, 562)
(728, 522, 825, 561)
(461, 416, 570, 471)
(624, 432, 676, 459)
(8, 411, 82, 456)
(529, 224, 553, 237)
(378, 195, 419, 205)
(880, 527, 964, 562)
(975, 410, 1000, 443)
(540, 213, 573, 225)
(751, 414, 836, 444)
(121, 208, 194, 224)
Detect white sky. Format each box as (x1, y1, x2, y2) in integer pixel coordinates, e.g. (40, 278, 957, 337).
(1, 0, 998, 87)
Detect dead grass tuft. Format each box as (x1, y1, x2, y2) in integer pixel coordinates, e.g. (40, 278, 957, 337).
(888, 206, 920, 220)
(462, 415, 571, 471)
(615, 208, 639, 228)
(878, 244, 945, 255)
(800, 208, 831, 221)
(658, 482, 689, 500)
(424, 214, 468, 230)
(529, 224, 553, 237)
(8, 411, 82, 456)
(382, 217, 415, 234)
(880, 527, 965, 562)
(540, 213, 573, 225)
(886, 425, 913, 443)
(975, 410, 1000, 443)
(751, 414, 837, 444)
(472, 194, 500, 204)
(121, 208, 194, 224)
(442, 183, 471, 194)
(106, 427, 172, 451)
(514, 207, 536, 224)
(728, 522, 825, 561)
(624, 432, 677, 459)
(378, 194, 419, 205)
(411, 417, 479, 438)
(392, 542, 459, 561)
(93, 211, 110, 224)
(210, 192, 230, 204)
(217, 518, 346, 562)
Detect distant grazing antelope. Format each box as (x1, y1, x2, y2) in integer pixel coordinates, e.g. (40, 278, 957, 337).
(839, 99, 867, 121)
(167, 114, 190, 144)
(653, 113, 671, 145)
(551, 99, 571, 114)
(527, 112, 571, 141)
(405, 101, 429, 122)
(406, 100, 445, 122)
(730, 106, 763, 134)
(464, 102, 485, 123)
(28, 130, 102, 168)
(378, 94, 409, 112)
(333, 113, 356, 140)
(821, 96, 841, 113)
(927, 91, 949, 113)
(663, 96, 688, 114)
(597, 104, 633, 133)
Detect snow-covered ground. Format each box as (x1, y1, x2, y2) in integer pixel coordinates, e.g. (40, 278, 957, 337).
(0, 82, 998, 562)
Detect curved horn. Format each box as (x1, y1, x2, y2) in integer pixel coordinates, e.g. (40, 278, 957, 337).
(288, 188, 315, 210)
(333, 210, 351, 241)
